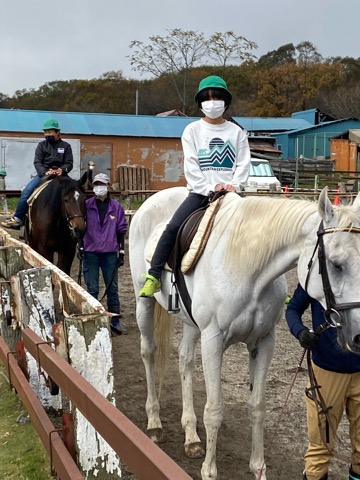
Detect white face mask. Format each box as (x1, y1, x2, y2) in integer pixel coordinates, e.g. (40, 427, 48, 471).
(201, 100, 225, 119)
(93, 185, 108, 196)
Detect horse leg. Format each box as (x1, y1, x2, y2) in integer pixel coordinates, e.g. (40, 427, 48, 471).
(137, 298, 164, 442)
(57, 250, 75, 276)
(36, 245, 54, 264)
(247, 329, 276, 480)
(179, 323, 204, 458)
(200, 328, 224, 480)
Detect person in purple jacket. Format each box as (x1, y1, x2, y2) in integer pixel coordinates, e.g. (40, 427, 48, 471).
(83, 173, 128, 335)
(286, 283, 360, 480)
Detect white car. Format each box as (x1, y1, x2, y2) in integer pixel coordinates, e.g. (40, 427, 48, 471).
(245, 159, 282, 192)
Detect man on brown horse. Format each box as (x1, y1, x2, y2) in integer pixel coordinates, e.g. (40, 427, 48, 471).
(2, 118, 73, 230)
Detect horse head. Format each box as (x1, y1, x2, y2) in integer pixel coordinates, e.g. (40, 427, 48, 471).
(58, 176, 87, 241)
(299, 187, 360, 353)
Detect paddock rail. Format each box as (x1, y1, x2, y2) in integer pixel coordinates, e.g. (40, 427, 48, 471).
(0, 227, 192, 480)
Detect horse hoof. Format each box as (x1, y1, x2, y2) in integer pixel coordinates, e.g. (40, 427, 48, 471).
(185, 442, 205, 458)
(147, 428, 165, 444)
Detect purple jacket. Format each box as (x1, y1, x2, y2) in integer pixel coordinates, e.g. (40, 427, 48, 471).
(83, 197, 128, 253)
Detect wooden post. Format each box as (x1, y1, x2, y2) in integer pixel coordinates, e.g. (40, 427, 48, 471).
(0, 246, 24, 350)
(65, 315, 121, 479)
(14, 267, 62, 411)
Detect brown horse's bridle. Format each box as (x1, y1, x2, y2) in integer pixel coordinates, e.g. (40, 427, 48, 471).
(305, 220, 360, 328)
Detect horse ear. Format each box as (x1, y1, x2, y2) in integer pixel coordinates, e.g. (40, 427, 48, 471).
(79, 169, 93, 189)
(318, 186, 334, 223)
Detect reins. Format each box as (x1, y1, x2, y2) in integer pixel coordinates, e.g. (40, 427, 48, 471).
(305, 348, 358, 464)
(301, 220, 360, 466)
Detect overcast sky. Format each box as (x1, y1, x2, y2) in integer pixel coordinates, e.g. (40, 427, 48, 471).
(1, 0, 359, 97)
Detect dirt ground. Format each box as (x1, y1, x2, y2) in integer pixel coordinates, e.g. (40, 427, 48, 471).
(2, 220, 352, 480)
(112, 255, 353, 480)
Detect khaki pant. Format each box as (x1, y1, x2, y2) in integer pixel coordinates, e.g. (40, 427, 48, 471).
(304, 363, 360, 480)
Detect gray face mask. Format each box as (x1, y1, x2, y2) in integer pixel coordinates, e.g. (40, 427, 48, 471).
(93, 185, 108, 196)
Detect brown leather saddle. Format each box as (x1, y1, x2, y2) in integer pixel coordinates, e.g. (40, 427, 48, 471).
(168, 190, 228, 323)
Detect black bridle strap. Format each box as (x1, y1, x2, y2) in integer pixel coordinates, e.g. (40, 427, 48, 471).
(316, 222, 360, 314)
(67, 214, 86, 223)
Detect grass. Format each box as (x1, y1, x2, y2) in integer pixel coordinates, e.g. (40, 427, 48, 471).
(0, 196, 18, 215)
(0, 366, 53, 480)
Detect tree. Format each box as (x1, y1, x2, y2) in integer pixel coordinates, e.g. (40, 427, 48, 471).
(295, 41, 323, 66)
(207, 31, 257, 67)
(250, 62, 344, 116)
(129, 29, 208, 112)
(316, 82, 360, 119)
(129, 29, 258, 112)
(258, 43, 296, 69)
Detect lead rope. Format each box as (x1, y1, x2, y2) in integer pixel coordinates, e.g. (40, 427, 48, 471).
(257, 348, 307, 479)
(76, 241, 84, 285)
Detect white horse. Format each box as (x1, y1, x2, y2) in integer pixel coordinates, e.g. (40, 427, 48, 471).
(129, 186, 360, 480)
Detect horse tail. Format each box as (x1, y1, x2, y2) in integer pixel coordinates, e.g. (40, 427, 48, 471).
(154, 301, 173, 399)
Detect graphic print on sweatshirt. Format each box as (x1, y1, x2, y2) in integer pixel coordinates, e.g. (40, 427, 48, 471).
(198, 137, 235, 171)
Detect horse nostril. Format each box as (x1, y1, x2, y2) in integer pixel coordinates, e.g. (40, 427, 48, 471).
(354, 334, 360, 347)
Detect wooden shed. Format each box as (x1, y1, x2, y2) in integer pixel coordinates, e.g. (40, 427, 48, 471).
(330, 130, 360, 172)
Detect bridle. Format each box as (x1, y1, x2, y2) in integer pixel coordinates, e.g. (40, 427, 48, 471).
(61, 190, 86, 284)
(300, 220, 360, 464)
(305, 220, 360, 329)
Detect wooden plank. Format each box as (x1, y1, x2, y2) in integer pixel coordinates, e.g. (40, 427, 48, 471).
(65, 315, 121, 478)
(0, 230, 105, 315)
(15, 267, 62, 411)
(0, 245, 23, 280)
(0, 246, 24, 350)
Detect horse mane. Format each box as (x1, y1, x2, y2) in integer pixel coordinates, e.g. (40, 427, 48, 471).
(38, 176, 83, 210)
(212, 193, 359, 276)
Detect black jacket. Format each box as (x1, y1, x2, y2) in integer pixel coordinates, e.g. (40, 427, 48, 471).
(34, 139, 73, 176)
(286, 284, 360, 373)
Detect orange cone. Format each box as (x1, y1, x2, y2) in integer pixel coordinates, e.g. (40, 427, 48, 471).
(333, 187, 341, 206)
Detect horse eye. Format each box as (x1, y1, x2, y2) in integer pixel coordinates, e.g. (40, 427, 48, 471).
(332, 262, 342, 272)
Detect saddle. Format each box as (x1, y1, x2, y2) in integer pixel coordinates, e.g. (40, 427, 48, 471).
(169, 191, 227, 272)
(169, 191, 228, 321)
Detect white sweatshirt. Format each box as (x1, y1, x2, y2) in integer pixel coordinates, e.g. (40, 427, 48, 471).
(181, 119, 251, 196)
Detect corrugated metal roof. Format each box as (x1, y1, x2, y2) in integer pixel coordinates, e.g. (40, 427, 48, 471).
(0, 108, 313, 138)
(233, 116, 312, 131)
(0, 109, 197, 137)
(274, 118, 360, 136)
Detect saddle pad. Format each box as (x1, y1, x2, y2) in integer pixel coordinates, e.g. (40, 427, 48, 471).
(27, 180, 51, 207)
(27, 180, 52, 233)
(145, 198, 222, 274)
(181, 199, 221, 273)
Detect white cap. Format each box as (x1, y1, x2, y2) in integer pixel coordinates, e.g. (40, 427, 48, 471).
(93, 173, 110, 184)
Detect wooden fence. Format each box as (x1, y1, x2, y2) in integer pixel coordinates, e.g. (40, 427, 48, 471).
(270, 158, 360, 191)
(117, 164, 150, 202)
(0, 227, 191, 480)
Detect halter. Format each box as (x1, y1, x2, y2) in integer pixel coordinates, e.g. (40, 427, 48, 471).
(305, 220, 360, 328)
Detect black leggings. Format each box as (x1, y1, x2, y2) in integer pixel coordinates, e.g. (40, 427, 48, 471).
(149, 192, 208, 279)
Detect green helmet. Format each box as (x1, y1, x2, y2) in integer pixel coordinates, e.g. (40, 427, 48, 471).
(42, 118, 60, 131)
(194, 75, 232, 102)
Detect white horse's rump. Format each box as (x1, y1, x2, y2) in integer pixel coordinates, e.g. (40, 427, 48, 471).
(129, 186, 360, 480)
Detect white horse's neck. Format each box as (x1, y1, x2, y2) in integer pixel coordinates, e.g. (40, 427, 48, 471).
(212, 194, 319, 278)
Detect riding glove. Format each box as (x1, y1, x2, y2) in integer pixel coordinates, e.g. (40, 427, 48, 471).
(297, 328, 320, 349)
(116, 251, 125, 268)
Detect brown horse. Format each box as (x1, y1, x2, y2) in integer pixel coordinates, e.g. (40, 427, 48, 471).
(25, 173, 88, 275)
